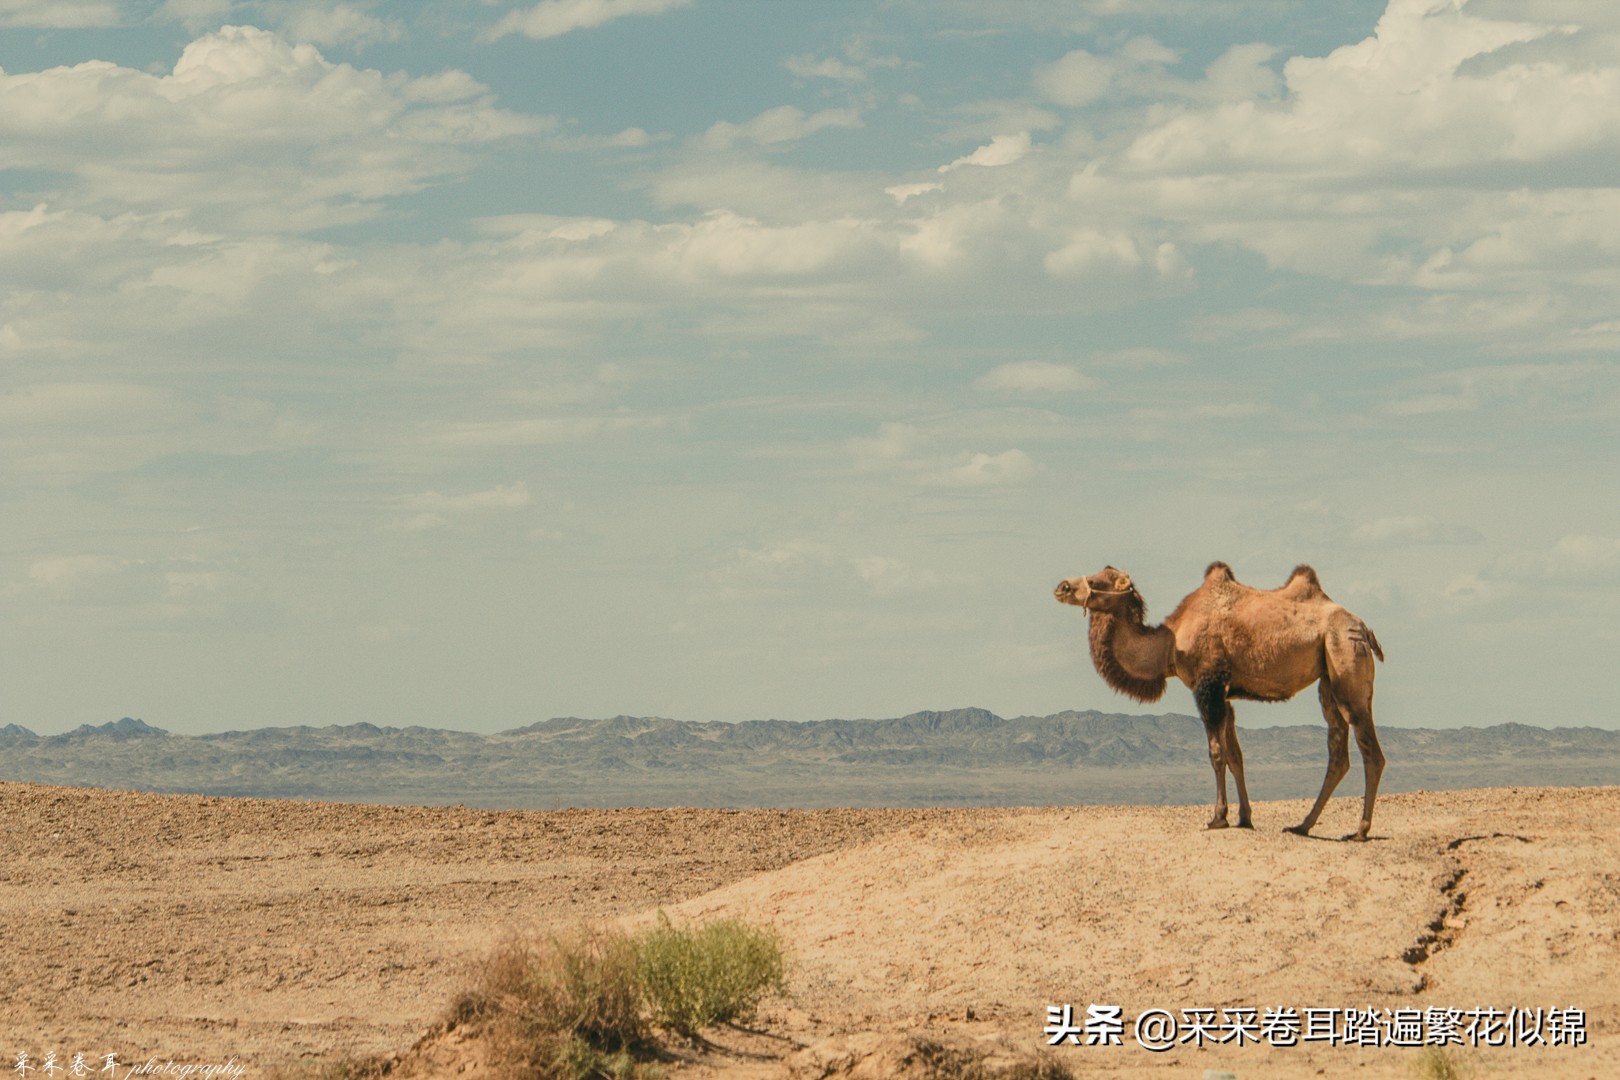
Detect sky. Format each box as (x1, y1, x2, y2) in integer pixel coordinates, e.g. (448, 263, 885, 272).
(2, 0, 1617, 736)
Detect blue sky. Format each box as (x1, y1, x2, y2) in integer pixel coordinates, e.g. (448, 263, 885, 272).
(2, 0, 1617, 735)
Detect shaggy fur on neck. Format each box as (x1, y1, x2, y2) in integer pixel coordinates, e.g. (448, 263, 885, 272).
(1087, 591, 1169, 704)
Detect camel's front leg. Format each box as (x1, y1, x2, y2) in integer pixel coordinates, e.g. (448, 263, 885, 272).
(1205, 726, 1230, 828)
(1195, 678, 1230, 830)
(1222, 705, 1253, 829)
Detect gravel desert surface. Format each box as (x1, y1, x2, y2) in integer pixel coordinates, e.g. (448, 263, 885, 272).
(1, 781, 1615, 1079)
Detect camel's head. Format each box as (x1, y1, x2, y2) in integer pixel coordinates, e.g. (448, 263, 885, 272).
(1054, 566, 1136, 612)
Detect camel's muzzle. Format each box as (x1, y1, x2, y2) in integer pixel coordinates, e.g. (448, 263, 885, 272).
(1054, 579, 1089, 606)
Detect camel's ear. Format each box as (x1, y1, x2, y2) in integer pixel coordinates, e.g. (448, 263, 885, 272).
(1117, 573, 1132, 591)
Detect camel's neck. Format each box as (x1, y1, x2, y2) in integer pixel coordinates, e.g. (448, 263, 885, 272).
(1088, 595, 1173, 704)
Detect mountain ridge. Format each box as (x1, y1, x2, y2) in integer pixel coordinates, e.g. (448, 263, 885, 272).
(3, 708, 1615, 808)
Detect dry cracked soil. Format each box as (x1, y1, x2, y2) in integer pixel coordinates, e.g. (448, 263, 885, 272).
(1, 781, 1615, 1079)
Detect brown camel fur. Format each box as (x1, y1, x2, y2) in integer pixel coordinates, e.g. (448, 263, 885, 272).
(1054, 562, 1386, 841)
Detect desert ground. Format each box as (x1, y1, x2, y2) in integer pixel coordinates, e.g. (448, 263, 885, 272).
(1, 781, 1614, 1079)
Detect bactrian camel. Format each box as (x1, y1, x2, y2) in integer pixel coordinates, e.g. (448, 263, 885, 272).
(1054, 562, 1386, 840)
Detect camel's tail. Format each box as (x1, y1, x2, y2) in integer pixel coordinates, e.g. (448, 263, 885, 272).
(1353, 622, 1385, 663)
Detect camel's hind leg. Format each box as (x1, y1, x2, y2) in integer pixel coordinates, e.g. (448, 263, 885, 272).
(1328, 626, 1384, 841)
(1194, 678, 1232, 829)
(1286, 679, 1351, 837)
(1348, 711, 1385, 841)
(1222, 704, 1253, 829)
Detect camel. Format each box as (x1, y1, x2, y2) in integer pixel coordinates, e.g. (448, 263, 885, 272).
(1054, 562, 1386, 840)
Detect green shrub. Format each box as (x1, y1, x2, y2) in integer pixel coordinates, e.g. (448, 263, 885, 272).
(633, 913, 787, 1036)
(1410, 1045, 1474, 1080)
(454, 916, 785, 1076)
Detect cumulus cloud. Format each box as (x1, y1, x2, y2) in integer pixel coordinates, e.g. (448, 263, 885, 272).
(485, 0, 691, 41)
(0, 26, 541, 230)
(1068, 0, 1620, 344)
(703, 106, 863, 149)
(1035, 49, 1115, 108)
(1125, 3, 1580, 175)
(940, 448, 1037, 486)
(938, 132, 1032, 172)
(271, 3, 403, 47)
(886, 182, 943, 205)
(1035, 36, 1213, 107)
(975, 361, 1094, 394)
(0, 0, 118, 28)
(847, 422, 924, 465)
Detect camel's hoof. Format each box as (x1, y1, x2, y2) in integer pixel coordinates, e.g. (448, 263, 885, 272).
(1236, 820, 1254, 830)
(1283, 824, 1312, 837)
(1205, 819, 1230, 831)
(1346, 832, 1371, 843)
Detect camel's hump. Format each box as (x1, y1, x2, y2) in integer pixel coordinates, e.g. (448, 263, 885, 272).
(1281, 564, 1326, 598)
(1204, 561, 1234, 582)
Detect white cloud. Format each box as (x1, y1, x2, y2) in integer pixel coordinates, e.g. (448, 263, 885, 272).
(1125, 4, 1580, 175)
(0, 27, 540, 231)
(938, 132, 1032, 172)
(847, 422, 924, 466)
(1129, 402, 1268, 424)
(28, 555, 126, 588)
(703, 106, 863, 150)
(485, 0, 691, 42)
(1545, 535, 1620, 578)
(387, 483, 533, 532)
(1035, 36, 1206, 108)
(272, 3, 403, 47)
(737, 539, 835, 572)
(662, 210, 882, 280)
(429, 416, 663, 447)
(0, 0, 118, 28)
(1352, 516, 1482, 545)
(1043, 230, 1142, 277)
(886, 182, 943, 205)
(396, 483, 533, 514)
(1382, 361, 1602, 414)
(1035, 49, 1115, 107)
(975, 361, 1094, 394)
(1200, 43, 1282, 101)
(786, 54, 866, 83)
(0, 382, 175, 424)
(940, 448, 1037, 486)
(1064, 2, 1620, 346)
(855, 555, 939, 596)
(159, 0, 230, 29)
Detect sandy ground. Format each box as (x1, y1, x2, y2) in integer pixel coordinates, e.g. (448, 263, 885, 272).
(1, 781, 1615, 1079)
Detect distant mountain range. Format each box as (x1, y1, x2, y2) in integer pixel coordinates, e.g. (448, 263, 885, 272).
(2, 709, 1616, 809)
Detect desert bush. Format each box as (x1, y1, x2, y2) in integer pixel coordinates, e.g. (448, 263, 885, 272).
(1410, 1045, 1475, 1080)
(908, 1038, 1076, 1080)
(633, 913, 786, 1037)
(473, 928, 647, 1079)
(455, 915, 785, 1077)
